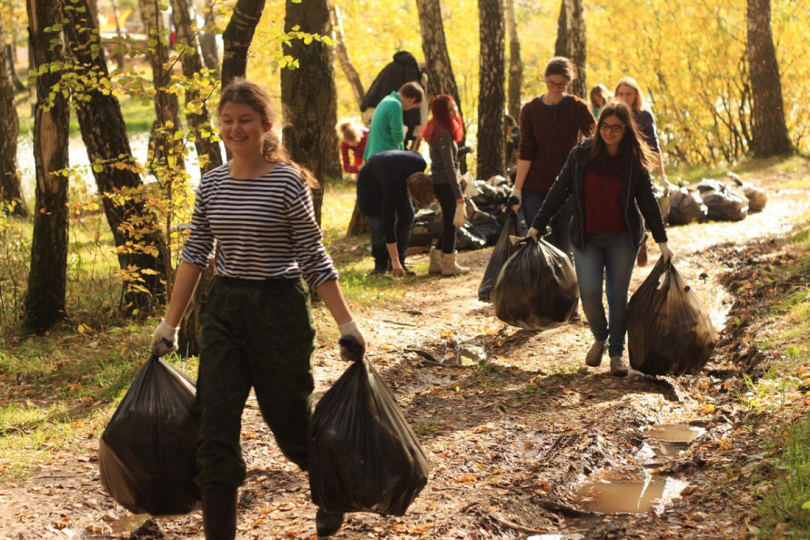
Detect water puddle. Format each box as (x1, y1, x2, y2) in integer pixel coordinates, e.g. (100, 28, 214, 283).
(576, 475, 687, 514)
(646, 424, 705, 456)
(109, 514, 149, 534)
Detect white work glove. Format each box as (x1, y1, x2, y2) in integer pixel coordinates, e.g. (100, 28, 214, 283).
(338, 320, 366, 361)
(151, 319, 179, 358)
(507, 187, 522, 213)
(659, 242, 675, 263)
(527, 227, 540, 241)
(453, 202, 467, 229)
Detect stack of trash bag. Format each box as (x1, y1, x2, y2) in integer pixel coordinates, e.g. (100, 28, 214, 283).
(727, 172, 767, 212)
(697, 179, 749, 221)
(456, 223, 488, 251)
(478, 212, 522, 302)
(667, 185, 708, 225)
(309, 337, 430, 516)
(99, 356, 200, 516)
(408, 204, 489, 251)
(491, 237, 579, 329)
(627, 258, 716, 376)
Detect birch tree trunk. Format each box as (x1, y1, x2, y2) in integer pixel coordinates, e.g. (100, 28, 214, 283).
(221, 0, 264, 88)
(477, 0, 506, 180)
(504, 0, 523, 120)
(329, 3, 364, 109)
(747, 0, 792, 157)
(554, 0, 586, 99)
(23, 0, 70, 333)
(415, 0, 462, 116)
(0, 21, 26, 216)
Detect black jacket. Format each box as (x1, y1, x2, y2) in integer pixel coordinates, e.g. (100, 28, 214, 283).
(361, 51, 421, 112)
(531, 140, 667, 250)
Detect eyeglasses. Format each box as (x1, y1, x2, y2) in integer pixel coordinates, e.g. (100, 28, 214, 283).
(599, 123, 625, 133)
(546, 80, 568, 90)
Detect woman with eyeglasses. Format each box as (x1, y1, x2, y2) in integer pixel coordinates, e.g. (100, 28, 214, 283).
(507, 57, 595, 258)
(526, 100, 674, 377)
(615, 77, 668, 266)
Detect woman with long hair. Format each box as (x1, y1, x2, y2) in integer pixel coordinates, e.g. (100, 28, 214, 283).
(589, 84, 611, 119)
(527, 100, 674, 377)
(422, 94, 474, 276)
(149, 79, 363, 538)
(615, 77, 668, 267)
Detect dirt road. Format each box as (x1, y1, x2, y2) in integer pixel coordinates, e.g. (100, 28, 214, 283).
(1, 174, 807, 539)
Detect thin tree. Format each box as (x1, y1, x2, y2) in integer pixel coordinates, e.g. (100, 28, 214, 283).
(477, 0, 506, 179)
(554, 0, 586, 99)
(0, 19, 26, 216)
(63, 0, 169, 308)
(329, 3, 364, 109)
(221, 0, 265, 88)
(415, 0, 462, 114)
(281, 0, 341, 224)
(747, 0, 792, 157)
(504, 0, 523, 120)
(199, 0, 220, 76)
(109, 0, 126, 70)
(23, 0, 70, 332)
(171, 0, 223, 174)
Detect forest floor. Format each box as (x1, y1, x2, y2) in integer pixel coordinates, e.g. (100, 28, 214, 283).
(2, 160, 810, 539)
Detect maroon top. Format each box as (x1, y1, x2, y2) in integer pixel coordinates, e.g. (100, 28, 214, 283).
(340, 128, 369, 174)
(518, 95, 595, 194)
(584, 155, 628, 234)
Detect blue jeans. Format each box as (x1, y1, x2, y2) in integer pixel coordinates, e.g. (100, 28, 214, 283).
(573, 233, 638, 357)
(368, 199, 414, 271)
(521, 188, 573, 258)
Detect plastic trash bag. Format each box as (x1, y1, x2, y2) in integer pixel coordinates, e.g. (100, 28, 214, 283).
(308, 338, 429, 516)
(456, 223, 487, 251)
(491, 237, 579, 329)
(727, 172, 767, 212)
(667, 186, 708, 225)
(698, 182, 748, 221)
(627, 258, 716, 376)
(99, 356, 200, 516)
(478, 212, 521, 302)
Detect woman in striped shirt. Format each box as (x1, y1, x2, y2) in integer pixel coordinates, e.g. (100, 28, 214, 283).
(150, 80, 363, 539)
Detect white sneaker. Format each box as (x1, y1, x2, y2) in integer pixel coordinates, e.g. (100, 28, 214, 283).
(585, 340, 607, 367)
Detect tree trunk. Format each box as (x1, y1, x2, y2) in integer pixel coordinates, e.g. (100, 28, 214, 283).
(138, 0, 183, 164)
(0, 22, 26, 217)
(415, 0, 463, 116)
(63, 0, 169, 309)
(6, 43, 26, 93)
(199, 0, 220, 77)
(554, 0, 586, 99)
(171, 0, 224, 175)
(504, 0, 522, 120)
(329, 3, 364, 110)
(23, 0, 70, 333)
(281, 0, 341, 224)
(110, 0, 127, 70)
(221, 0, 265, 88)
(477, 0, 506, 180)
(747, 0, 792, 157)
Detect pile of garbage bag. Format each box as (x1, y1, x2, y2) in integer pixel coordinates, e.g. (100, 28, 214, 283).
(697, 179, 749, 221)
(491, 237, 579, 329)
(661, 173, 765, 226)
(309, 337, 429, 516)
(727, 172, 767, 212)
(627, 258, 716, 376)
(667, 184, 708, 225)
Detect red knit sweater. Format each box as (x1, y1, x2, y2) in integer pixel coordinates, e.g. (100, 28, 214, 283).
(584, 155, 628, 234)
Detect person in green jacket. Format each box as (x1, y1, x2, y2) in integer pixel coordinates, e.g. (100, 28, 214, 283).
(363, 82, 425, 161)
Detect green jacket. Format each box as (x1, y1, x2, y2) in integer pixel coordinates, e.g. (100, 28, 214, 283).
(363, 92, 405, 161)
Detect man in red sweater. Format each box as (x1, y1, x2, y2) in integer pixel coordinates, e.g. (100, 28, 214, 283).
(508, 57, 595, 257)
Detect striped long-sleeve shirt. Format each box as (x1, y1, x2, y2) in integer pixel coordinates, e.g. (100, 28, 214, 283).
(181, 163, 339, 289)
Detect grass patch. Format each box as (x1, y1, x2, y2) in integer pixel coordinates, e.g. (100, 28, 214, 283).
(17, 96, 155, 137)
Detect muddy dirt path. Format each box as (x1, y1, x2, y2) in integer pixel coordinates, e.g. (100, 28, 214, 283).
(1, 178, 808, 540)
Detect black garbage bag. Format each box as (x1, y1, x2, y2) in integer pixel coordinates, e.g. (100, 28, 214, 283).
(99, 356, 200, 516)
(469, 209, 503, 245)
(627, 258, 716, 376)
(727, 172, 767, 212)
(491, 237, 579, 329)
(668, 186, 708, 225)
(456, 223, 487, 251)
(408, 207, 442, 248)
(478, 212, 521, 302)
(700, 187, 748, 221)
(309, 338, 430, 516)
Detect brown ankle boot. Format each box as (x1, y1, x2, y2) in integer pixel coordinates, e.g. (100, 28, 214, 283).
(202, 486, 237, 540)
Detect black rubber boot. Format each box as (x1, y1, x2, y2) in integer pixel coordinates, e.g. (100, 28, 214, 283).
(202, 486, 238, 540)
(315, 508, 344, 537)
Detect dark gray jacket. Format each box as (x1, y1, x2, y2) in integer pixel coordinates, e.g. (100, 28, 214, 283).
(429, 129, 463, 200)
(531, 140, 667, 250)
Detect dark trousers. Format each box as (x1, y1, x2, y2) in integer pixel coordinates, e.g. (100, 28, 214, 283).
(434, 183, 457, 254)
(521, 188, 573, 258)
(368, 199, 414, 271)
(196, 276, 316, 488)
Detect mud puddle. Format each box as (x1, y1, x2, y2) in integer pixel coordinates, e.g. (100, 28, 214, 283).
(646, 424, 706, 456)
(576, 475, 688, 514)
